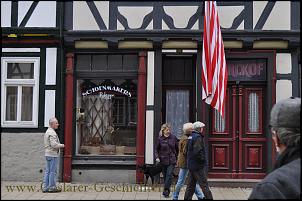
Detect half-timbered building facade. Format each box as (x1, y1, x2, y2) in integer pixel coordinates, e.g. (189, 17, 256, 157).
(1, 1, 300, 184)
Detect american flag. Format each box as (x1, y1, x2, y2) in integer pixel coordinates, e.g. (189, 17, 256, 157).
(202, 1, 228, 118)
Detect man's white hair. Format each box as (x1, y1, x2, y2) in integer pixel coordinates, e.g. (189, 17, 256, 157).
(193, 121, 205, 130)
(49, 117, 58, 126)
(183, 122, 193, 132)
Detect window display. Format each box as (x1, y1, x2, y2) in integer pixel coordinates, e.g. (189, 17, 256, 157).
(76, 79, 137, 156)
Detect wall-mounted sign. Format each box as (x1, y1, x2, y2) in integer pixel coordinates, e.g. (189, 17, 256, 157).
(227, 59, 267, 81)
(82, 85, 132, 97)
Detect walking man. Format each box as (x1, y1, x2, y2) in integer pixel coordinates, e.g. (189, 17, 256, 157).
(173, 122, 204, 200)
(184, 121, 213, 199)
(42, 117, 65, 193)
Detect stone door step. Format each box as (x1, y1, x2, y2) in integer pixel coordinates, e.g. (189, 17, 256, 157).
(208, 179, 261, 188)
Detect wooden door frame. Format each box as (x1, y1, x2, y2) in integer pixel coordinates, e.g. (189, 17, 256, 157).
(161, 54, 197, 129)
(206, 50, 276, 179)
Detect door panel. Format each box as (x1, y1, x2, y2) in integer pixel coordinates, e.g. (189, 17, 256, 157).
(208, 88, 233, 174)
(240, 86, 266, 177)
(208, 84, 266, 179)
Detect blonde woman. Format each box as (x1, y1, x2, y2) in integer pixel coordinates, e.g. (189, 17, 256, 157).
(155, 123, 179, 198)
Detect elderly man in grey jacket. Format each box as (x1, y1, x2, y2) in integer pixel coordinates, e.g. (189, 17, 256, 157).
(42, 117, 65, 193)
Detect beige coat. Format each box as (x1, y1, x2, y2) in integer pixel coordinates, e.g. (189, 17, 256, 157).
(44, 127, 64, 157)
(176, 134, 189, 168)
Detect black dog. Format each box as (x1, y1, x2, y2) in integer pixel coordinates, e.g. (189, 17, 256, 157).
(138, 163, 162, 185)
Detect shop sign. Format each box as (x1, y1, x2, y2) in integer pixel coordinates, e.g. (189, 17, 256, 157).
(227, 59, 267, 81)
(82, 85, 132, 98)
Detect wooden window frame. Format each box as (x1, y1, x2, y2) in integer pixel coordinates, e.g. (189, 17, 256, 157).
(1, 57, 40, 128)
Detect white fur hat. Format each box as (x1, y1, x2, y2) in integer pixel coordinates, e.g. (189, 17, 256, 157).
(193, 121, 205, 129)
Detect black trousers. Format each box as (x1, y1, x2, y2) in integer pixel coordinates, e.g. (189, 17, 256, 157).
(184, 168, 213, 199)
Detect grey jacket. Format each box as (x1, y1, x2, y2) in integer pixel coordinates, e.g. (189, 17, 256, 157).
(44, 128, 64, 157)
(249, 146, 300, 199)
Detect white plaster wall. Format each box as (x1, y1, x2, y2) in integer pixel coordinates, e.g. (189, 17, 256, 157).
(18, 1, 33, 26)
(145, 51, 155, 164)
(26, 1, 56, 27)
(18, 1, 56, 27)
(276, 80, 292, 102)
(276, 53, 292, 74)
(145, 111, 154, 164)
(2, 48, 40, 52)
(45, 48, 57, 85)
(218, 6, 245, 29)
(94, 1, 109, 28)
(73, 1, 99, 30)
(69, 2, 292, 31)
(44, 90, 56, 127)
(147, 52, 155, 106)
(118, 7, 153, 29)
(253, 1, 290, 30)
(163, 6, 198, 29)
(1, 1, 11, 27)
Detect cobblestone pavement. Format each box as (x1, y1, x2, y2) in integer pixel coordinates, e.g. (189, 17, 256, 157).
(1, 181, 252, 200)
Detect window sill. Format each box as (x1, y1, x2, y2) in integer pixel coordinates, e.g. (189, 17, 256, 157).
(72, 155, 136, 166)
(1, 123, 38, 128)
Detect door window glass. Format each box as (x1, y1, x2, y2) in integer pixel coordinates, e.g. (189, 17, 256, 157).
(214, 108, 226, 132)
(248, 92, 259, 132)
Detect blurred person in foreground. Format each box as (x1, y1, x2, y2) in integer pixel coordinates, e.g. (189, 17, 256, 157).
(249, 97, 301, 199)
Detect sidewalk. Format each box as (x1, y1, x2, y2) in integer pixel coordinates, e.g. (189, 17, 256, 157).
(1, 181, 252, 200)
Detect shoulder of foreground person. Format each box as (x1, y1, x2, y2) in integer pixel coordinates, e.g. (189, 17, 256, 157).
(248, 182, 285, 199)
(249, 159, 301, 199)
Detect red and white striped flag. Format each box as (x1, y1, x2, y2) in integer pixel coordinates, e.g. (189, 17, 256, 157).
(202, 1, 228, 118)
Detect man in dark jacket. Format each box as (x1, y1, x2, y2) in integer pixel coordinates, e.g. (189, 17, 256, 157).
(249, 97, 301, 199)
(184, 121, 213, 200)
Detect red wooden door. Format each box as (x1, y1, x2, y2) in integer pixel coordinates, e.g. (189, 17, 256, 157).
(208, 83, 267, 179)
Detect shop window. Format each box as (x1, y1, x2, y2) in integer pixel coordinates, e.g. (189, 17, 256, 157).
(1, 57, 40, 127)
(76, 79, 137, 156)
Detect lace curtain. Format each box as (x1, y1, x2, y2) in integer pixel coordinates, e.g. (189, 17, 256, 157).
(248, 93, 259, 132)
(165, 90, 189, 139)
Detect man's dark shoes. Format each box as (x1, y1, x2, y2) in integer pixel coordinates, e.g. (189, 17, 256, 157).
(162, 189, 170, 198)
(48, 187, 62, 193)
(42, 189, 48, 193)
